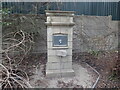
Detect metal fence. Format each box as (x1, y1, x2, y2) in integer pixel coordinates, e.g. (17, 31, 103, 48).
(2, 2, 120, 20)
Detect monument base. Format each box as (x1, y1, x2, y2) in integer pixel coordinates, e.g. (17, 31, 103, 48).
(46, 69, 75, 78)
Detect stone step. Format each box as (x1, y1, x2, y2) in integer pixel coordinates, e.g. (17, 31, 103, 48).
(46, 69, 75, 78)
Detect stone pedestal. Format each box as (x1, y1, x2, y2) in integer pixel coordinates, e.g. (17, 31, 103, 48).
(45, 10, 75, 78)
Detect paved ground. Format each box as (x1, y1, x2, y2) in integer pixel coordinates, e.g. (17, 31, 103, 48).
(29, 62, 97, 88)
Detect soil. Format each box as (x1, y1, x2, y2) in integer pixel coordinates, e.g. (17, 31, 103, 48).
(73, 51, 120, 88)
(29, 62, 97, 88)
(17, 51, 120, 88)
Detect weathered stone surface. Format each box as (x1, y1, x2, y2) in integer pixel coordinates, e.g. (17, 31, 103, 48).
(46, 61, 72, 70)
(48, 49, 72, 56)
(56, 50, 67, 57)
(47, 16, 72, 22)
(46, 10, 74, 78)
(46, 69, 74, 78)
(46, 62, 61, 70)
(47, 55, 72, 63)
(61, 62, 72, 69)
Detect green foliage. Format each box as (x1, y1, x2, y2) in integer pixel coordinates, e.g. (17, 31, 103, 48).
(108, 72, 119, 81)
(89, 50, 100, 56)
(0, 8, 12, 26)
(0, 22, 12, 26)
(1, 8, 11, 15)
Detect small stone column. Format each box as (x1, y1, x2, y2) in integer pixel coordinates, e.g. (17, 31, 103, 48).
(45, 10, 75, 78)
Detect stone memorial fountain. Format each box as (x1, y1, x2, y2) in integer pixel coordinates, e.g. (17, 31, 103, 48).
(45, 10, 75, 78)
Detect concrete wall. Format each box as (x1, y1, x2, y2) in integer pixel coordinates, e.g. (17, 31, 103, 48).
(73, 15, 118, 52)
(2, 14, 119, 53)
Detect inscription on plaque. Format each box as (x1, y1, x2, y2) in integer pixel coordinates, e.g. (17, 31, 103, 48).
(53, 34, 68, 47)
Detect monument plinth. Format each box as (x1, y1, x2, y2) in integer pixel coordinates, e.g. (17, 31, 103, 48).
(45, 10, 75, 78)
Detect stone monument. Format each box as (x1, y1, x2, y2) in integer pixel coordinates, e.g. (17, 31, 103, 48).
(45, 10, 75, 78)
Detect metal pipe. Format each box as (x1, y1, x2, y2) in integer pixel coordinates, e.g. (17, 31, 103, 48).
(85, 62, 100, 89)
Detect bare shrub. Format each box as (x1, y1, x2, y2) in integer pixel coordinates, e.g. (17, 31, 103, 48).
(1, 30, 34, 88)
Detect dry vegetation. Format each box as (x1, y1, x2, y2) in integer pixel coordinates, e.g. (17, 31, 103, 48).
(1, 30, 34, 88)
(73, 51, 120, 88)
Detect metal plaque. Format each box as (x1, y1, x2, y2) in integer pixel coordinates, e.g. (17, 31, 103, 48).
(53, 34, 68, 47)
